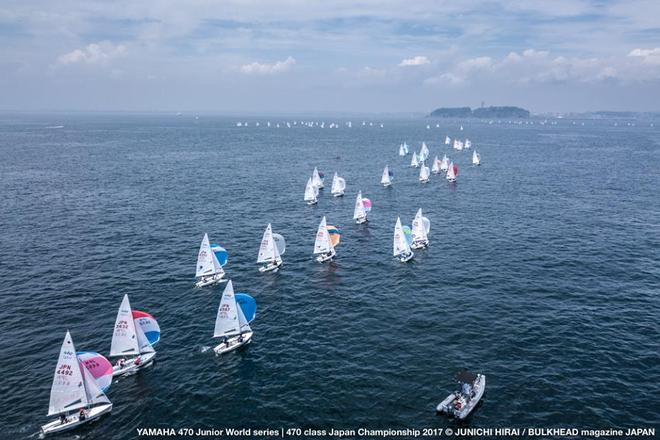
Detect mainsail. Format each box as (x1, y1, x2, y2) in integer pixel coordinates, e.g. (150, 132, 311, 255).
(48, 331, 88, 416)
(257, 223, 279, 263)
(353, 191, 367, 220)
(214, 281, 241, 338)
(110, 294, 140, 357)
(381, 166, 392, 185)
(304, 178, 317, 202)
(393, 217, 411, 257)
(313, 216, 332, 254)
(196, 233, 221, 277)
(412, 208, 430, 242)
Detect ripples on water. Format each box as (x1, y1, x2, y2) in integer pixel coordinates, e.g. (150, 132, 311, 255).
(0, 114, 659, 439)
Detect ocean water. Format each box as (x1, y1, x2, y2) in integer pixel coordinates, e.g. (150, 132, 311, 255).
(0, 113, 659, 439)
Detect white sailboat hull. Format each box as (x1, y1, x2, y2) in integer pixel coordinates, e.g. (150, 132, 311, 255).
(41, 403, 112, 435)
(315, 250, 336, 263)
(213, 331, 253, 355)
(420, 178, 429, 183)
(411, 240, 429, 250)
(259, 260, 282, 273)
(306, 199, 318, 206)
(195, 273, 226, 288)
(437, 374, 486, 420)
(382, 182, 391, 187)
(355, 216, 368, 224)
(397, 251, 414, 263)
(112, 351, 157, 377)
(332, 191, 344, 197)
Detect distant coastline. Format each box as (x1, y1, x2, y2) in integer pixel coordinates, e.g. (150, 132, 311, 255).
(428, 106, 530, 118)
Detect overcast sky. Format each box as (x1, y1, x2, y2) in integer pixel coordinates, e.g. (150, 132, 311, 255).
(1, 0, 659, 113)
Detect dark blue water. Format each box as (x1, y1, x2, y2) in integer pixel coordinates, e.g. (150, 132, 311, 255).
(1, 114, 659, 439)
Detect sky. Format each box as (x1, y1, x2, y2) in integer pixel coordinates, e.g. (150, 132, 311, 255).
(1, 0, 659, 113)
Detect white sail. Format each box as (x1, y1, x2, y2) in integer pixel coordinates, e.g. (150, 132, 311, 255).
(48, 331, 88, 416)
(214, 281, 241, 338)
(353, 191, 367, 220)
(447, 161, 457, 181)
(381, 166, 391, 185)
(420, 142, 429, 161)
(431, 156, 440, 173)
(465, 139, 472, 149)
(331, 173, 346, 195)
(81, 360, 111, 406)
(196, 233, 220, 277)
(445, 136, 451, 145)
(313, 216, 332, 254)
(304, 178, 317, 202)
(472, 150, 481, 165)
(412, 208, 429, 242)
(398, 144, 405, 156)
(272, 233, 286, 256)
(393, 217, 411, 257)
(312, 167, 323, 188)
(410, 152, 419, 167)
(110, 294, 140, 357)
(419, 165, 430, 181)
(403, 142, 409, 154)
(257, 223, 277, 263)
(440, 154, 449, 171)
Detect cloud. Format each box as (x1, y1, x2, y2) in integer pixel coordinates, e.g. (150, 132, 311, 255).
(57, 41, 126, 65)
(239, 56, 296, 75)
(628, 48, 660, 65)
(398, 56, 430, 67)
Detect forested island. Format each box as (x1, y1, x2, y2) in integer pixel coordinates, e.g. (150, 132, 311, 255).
(429, 106, 530, 118)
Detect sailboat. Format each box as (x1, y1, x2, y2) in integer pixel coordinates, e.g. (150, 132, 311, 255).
(453, 139, 464, 151)
(432, 156, 441, 174)
(419, 164, 430, 183)
(410, 152, 420, 168)
(440, 154, 449, 172)
(381, 165, 393, 187)
(420, 142, 430, 162)
(195, 233, 226, 287)
(398, 144, 406, 156)
(445, 136, 451, 145)
(109, 294, 158, 376)
(257, 223, 285, 272)
(41, 331, 112, 435)
(472, 150, 481, 166)
(353, 191, 370, 224)
(446, 161, 458, 182)
(411, 208, 431, 249)
(312, 167, 324, 189)
(403, 142, 409, 154)
(304, 177, 318, 205)
(313, 216, 336, 263)
(393, 217, 414, 263)
(464, 139, 472, 149)
(213, 281, 254, 355)
(331, 172, 346, 197)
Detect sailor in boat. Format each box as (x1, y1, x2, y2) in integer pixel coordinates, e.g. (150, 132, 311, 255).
(116, 358, 126, 369)
(79, 409, 86, 421)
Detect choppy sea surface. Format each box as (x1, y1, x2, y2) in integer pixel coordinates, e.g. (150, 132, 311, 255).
(0, 113, 659, 439)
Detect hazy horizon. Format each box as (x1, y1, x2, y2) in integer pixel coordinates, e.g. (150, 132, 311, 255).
(2, 1, 660, 113)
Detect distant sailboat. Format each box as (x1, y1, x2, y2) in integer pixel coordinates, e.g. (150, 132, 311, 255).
(314, 216, 337, 263)
(403, 142, 409, 154)
(460, 125, 464, 131)
(440, 154, 449, 172)
(446, 161, 458, 182)
(445, 136, 451, 145)
(109, 294, 158, 377)
(257, 223, 284, 272)
(420, 142, 430, 162)
(42, 331, 112, 435)
(432, 156, 441, 174)
(419, 164, 430, 183)
(381, 165, 393, 187)
(453, 139, 463, 151)
(304, 177, 318, 205)
(464, 139, 472, 149)
(312, 167, 324, 189)
(331, 172, 346, 197)
(398, 144, 406, 156)
(393, 217, 414, 263)
(213, 281, 254, 355)
(195, 233, 226, 287)
(411, 208, 430, 249)
(472, 150, 481, 166)
(410, 152, 420, 168)
(353, 191, 370, 224)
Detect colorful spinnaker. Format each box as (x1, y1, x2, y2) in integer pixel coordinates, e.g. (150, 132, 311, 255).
(327, 225, 342, 247)
(77, 351, 113, 392)
(235, 293, 257, 323)
(132, 310, 161, 347)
